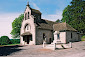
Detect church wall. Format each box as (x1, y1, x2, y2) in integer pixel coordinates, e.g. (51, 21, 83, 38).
(36, 28, 53, 45)
(20, 6, 36, 45)
(66, 31, 79, 43)
(20, 36, 25, 45)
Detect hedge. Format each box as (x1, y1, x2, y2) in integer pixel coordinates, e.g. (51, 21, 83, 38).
(0, 36, 11, 45)
(10, 39, 20, 44)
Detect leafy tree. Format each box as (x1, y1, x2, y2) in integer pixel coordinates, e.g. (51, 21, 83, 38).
(61, 0, 85, 33)
(11, 14, 24, 38)
(56, 19, 61, 23)
(61, 5, 71, 22)
(0, 36, 11, 45)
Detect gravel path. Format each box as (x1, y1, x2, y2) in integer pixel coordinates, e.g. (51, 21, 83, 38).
(1, 41, 85, 57)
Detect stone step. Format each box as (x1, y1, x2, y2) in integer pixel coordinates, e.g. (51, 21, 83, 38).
(44, 47, 55, 50)
(45, 44, 70, 49)
(46, 45, 54, 47)
(56, 45, 63, 48)
(63, 44, 70, 48)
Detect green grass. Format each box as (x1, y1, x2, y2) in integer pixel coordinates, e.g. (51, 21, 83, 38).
(8, 43, 20, 45)
(0, 43, 20, 46)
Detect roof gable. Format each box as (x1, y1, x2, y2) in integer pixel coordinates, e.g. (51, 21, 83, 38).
(24, 4, 41, 14)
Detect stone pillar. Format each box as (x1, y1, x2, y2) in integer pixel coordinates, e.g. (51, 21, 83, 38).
(43, 41, 46, 48)
(53, 43, 56, 50)
(20, 36, 25, 45)
(69, 42, 72, 48)
(53, 31, 57, 43)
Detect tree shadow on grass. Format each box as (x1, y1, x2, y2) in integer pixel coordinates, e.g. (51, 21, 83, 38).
(0, 45, 24, 56)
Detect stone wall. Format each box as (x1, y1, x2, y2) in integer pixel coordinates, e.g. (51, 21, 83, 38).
(36, 28, 53, 45)
(54, 31, 80, 44)
(66, 31, 79, 43)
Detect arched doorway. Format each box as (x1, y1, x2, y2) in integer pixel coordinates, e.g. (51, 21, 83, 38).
(23, 35, 32, 44)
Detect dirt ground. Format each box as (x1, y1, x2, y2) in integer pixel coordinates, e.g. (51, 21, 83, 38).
(0, 41, 85, 57)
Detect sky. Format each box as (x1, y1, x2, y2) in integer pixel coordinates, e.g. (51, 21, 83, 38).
(0, 0, 72, 39)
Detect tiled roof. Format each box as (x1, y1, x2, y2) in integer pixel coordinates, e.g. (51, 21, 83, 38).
(53, 22, 77, 31)
(31, 8, 41, 14)
(36, 19, 57, 30)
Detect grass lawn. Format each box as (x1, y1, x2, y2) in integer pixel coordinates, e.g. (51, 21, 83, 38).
(7, 43, 20, 45)
(0, 43, 20, 46)
(81, 38, 85, 41)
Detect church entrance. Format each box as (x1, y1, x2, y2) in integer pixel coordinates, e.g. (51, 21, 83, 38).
(23, 35, 32, 44)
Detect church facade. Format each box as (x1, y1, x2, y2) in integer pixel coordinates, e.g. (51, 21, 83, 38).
(20, 3, 81, 45)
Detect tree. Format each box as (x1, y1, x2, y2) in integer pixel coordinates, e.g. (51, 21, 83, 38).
(0, 36, 11, 45)
(61, 0, 85, 33)
(56, 19, 61, 23)
(11, 14, 24, 38)
(61, 5, 71, 22)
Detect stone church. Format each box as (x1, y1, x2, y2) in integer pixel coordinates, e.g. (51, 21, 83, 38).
(20, 3, 81, 45)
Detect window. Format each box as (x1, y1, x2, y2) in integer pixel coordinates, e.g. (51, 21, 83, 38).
(27, 25, 29, 30)
(24, 24, 30, 32)
(25, 12, 29, 20)
(25, 13, 27, 20)
(28, 12, 29, 19)
(43, 33, 45, 40)
(33, 15, 36, 19)
(71, 32, 72, 39)
(25, 24, 29, 30)
(57, 34, 60, 40)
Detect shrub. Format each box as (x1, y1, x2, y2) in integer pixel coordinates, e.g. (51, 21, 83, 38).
(81, 35, 85, 41)
(0, 36, 11, 45)
(10, 39, 20, 44)
(82, 35, 85, 38)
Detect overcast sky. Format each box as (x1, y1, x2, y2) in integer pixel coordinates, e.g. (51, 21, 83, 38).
(0, 0, 72, 39)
